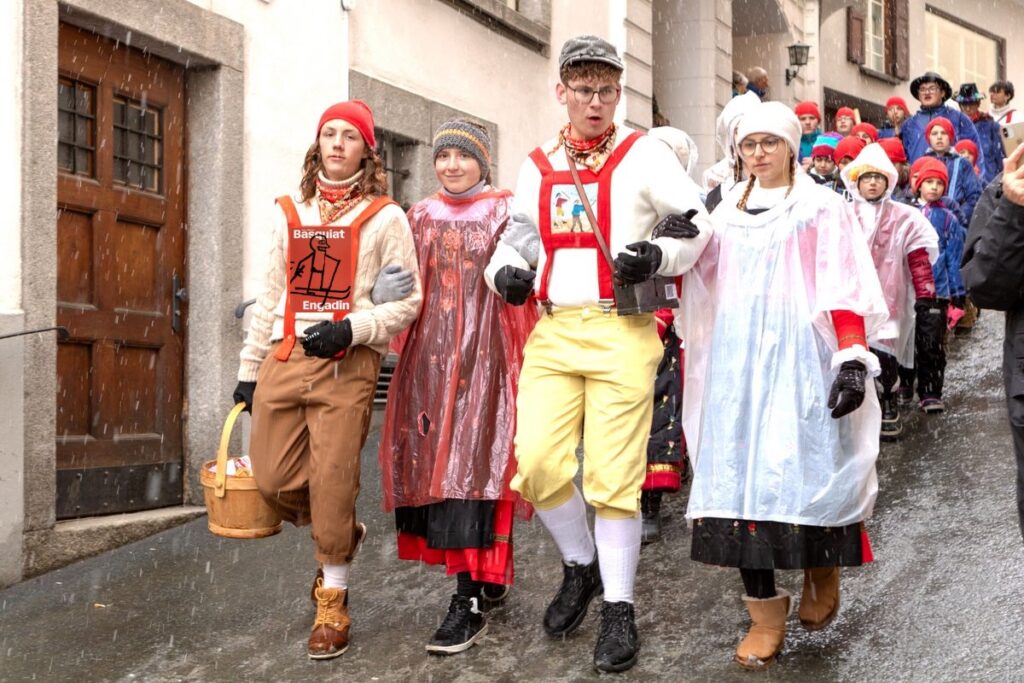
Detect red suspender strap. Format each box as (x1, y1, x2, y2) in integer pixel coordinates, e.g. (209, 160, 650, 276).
(274, 195, 397, 362)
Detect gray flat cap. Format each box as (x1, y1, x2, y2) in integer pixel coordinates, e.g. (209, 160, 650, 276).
(558, 35, 624, 71)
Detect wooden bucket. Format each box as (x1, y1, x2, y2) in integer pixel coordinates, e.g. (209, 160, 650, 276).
(200, 403, 283, 539)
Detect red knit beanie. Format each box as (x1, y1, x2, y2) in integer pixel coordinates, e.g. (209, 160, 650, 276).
(925, 116, 956, 144)
(794, 101, 821, 121)
(885, 96, 910, 114)
(812, 141, 837, 158)
(878, 137, 907, 163)
(851, 122, 879, 142)
(954, 139, 979, 159)
(317, 100, 377, 148)
(833, 135, 867, 164)
(836, 107, 856, 122)
(911, 156, 948, 194)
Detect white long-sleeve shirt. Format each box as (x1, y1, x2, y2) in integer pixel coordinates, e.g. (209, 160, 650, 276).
(485, 126, 711, 307)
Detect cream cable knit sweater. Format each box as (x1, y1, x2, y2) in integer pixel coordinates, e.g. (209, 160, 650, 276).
(237, 193, 422, 382)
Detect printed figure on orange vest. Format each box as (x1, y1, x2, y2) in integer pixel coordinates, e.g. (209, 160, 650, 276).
(483, 34, 710, 674)
(231, 100, 421, 662)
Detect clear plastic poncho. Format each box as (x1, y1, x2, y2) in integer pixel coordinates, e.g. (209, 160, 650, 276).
(841, 144, 939, 367)
(379, 191, 538, 512)
(682, 173, 889, 527)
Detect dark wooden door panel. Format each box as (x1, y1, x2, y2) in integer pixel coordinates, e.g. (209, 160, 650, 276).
(57, 23, 186, 517)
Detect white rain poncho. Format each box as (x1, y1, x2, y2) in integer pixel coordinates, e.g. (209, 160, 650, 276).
(702, 92, 762, 193)
(841, 144, 939, 367)
(683, 173, 890, 527)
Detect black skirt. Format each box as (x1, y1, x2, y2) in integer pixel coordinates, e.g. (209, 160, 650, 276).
(395, 499, 496, 550)
(690, 517, 866, 570)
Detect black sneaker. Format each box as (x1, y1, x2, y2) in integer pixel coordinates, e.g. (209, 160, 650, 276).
(426, 595, 488, 655)
(641, 491, 662, 545)
(880, 395, 902, 440)
(481, 582, 510, 607)
(543, 558, 603, 637)
(593, 601, 640, 673)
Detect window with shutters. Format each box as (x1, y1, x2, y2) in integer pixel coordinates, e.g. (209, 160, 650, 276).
(924, 6, 1005, 94)
(848, 0, 909, 82)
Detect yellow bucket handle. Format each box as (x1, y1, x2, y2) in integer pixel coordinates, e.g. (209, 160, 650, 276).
(214, 402, 247, 499)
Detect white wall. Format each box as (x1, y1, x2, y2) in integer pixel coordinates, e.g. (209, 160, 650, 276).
(187, 0, 350, 306)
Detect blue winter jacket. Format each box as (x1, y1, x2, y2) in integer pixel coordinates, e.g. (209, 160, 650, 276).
(919, 200, 966, 298)
(924, 150, 983, 226)
(970, 114, 1005, 184)
(903, 105, 985, 169)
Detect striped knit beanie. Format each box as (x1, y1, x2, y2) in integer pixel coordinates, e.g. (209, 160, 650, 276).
(433, 119, 492, 181)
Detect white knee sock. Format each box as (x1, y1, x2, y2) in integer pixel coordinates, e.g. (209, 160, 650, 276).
(535, 485, 596, 565)
(322, 562, 350, 590)
(595, 515, 642, 604)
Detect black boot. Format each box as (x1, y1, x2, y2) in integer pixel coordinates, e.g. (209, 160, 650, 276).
(879, 393, 902, 440)
(426, 595, 488, 655)
(593, 601, 640, 673)
(543, 557, 603, 637)
(640, 490, 662, 545)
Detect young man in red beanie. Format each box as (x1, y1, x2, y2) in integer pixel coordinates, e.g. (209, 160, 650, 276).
(233, 100, 422, 660)
(923, 116, 983, 225)
(795, 101, 822, 167)
(834, 107, 856, 135)
(880, 97, 910, 140)
(485, 34, 710, 673)
(899, 157, 965, 412)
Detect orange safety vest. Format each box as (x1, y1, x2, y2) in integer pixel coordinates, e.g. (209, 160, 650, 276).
(273, 194, 396, 361)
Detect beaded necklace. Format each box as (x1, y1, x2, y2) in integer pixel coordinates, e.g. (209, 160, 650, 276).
(316, 171, 364, 224)
(550, 122, 617, 173)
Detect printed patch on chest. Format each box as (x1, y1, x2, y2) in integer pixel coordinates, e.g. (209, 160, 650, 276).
(288, 227, 354, 313)
(551, 182, 598, 235)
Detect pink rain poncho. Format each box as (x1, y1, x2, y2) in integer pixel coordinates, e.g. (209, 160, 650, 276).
(682, 173, 889, 527)
(841, 143, 939, 367)
(379, 190, 538, 512)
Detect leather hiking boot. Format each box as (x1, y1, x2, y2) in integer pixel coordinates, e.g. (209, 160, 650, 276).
(799, 567, 840, 631)
(880, 395, 902, 440)
(426, 595, 488, 655)
(640, 490, 662, 545)
(735, 589, 792, 671)
(308, 579, 351, 660)
(593, 601, 640, 673)
(311, 522, 367, 605)
(543, 557, 602, 637)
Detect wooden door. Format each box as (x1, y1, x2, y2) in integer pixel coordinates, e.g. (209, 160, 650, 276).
(56, 24, 187, 518)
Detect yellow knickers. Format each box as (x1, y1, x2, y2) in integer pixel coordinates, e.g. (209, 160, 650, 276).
(511, 306, 663, 518)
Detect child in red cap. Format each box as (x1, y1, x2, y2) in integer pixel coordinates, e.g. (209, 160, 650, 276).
(851, 122, 879, 144)
(923, 116, 983, 225)
(878, 137, 914, 203)
(880, 97, 909, 140)
(233, 100, 422, 660)
(900, 157, 966, 412)
(831, 136, 867, 198)
(954, 139, 981, 176)
(795, 101, 822, 166)
(834, 106, 856, 134)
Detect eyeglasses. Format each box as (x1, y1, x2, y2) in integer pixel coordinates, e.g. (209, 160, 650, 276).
(918, 85, 941, 94)
(738, 136, 782, 156)
(566, 85, 620, 105)
(859, 172, 887, 183)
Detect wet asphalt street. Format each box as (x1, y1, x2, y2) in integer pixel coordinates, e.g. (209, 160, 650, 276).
(2, 309, 1022, 683)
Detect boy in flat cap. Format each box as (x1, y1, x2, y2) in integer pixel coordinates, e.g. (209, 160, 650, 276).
(485, 34, 710, 673)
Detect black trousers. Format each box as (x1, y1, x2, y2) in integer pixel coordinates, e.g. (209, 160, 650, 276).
(901, 299, 948, 399)
(874, 348, 899, 396)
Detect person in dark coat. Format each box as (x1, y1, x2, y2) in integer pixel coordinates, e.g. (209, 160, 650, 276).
(902, 72, 985, 171)
(960, 143, 1024, 539)
(955, 83, 1005, 184)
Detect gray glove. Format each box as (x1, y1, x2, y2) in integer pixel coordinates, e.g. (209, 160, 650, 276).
(502, 213, 541, 268)
(371, 264, 414, 304)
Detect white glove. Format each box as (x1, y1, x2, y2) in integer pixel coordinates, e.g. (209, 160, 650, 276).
(371, 264, 414, 304)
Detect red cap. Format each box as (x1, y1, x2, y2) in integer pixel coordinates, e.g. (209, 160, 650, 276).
(794, 101, 821, 121)
(833, 135, 867, 164)
(878, 137, 907, 163)
(317, 100, 377, 148)
(851, 122, 879, 142)
(911, 156, 949, 194)
(836, 107, 856, 121)
(812, 142, 837, 158)
(954, 139, 979, 158)
(885, 97, 910, 114)
(925, 116, 955, 144)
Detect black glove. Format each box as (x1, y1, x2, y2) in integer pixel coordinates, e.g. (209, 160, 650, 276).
(614, 241, 663, 285)
(232, 381, 256, 414)
(827, 360, 867, 419)
(653, 209, 701, 239)
(301, 319, 353, 358)
(494, 265, 536, 306)
(914, 298, 947, 353)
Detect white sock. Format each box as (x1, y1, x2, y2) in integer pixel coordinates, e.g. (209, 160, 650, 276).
(595, 515, 642, 604)
(535, 485, 596, 565)
(321, 562, 350, 589)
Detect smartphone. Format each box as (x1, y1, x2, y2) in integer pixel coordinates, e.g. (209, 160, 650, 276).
(1001, 120, 1024, 157)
